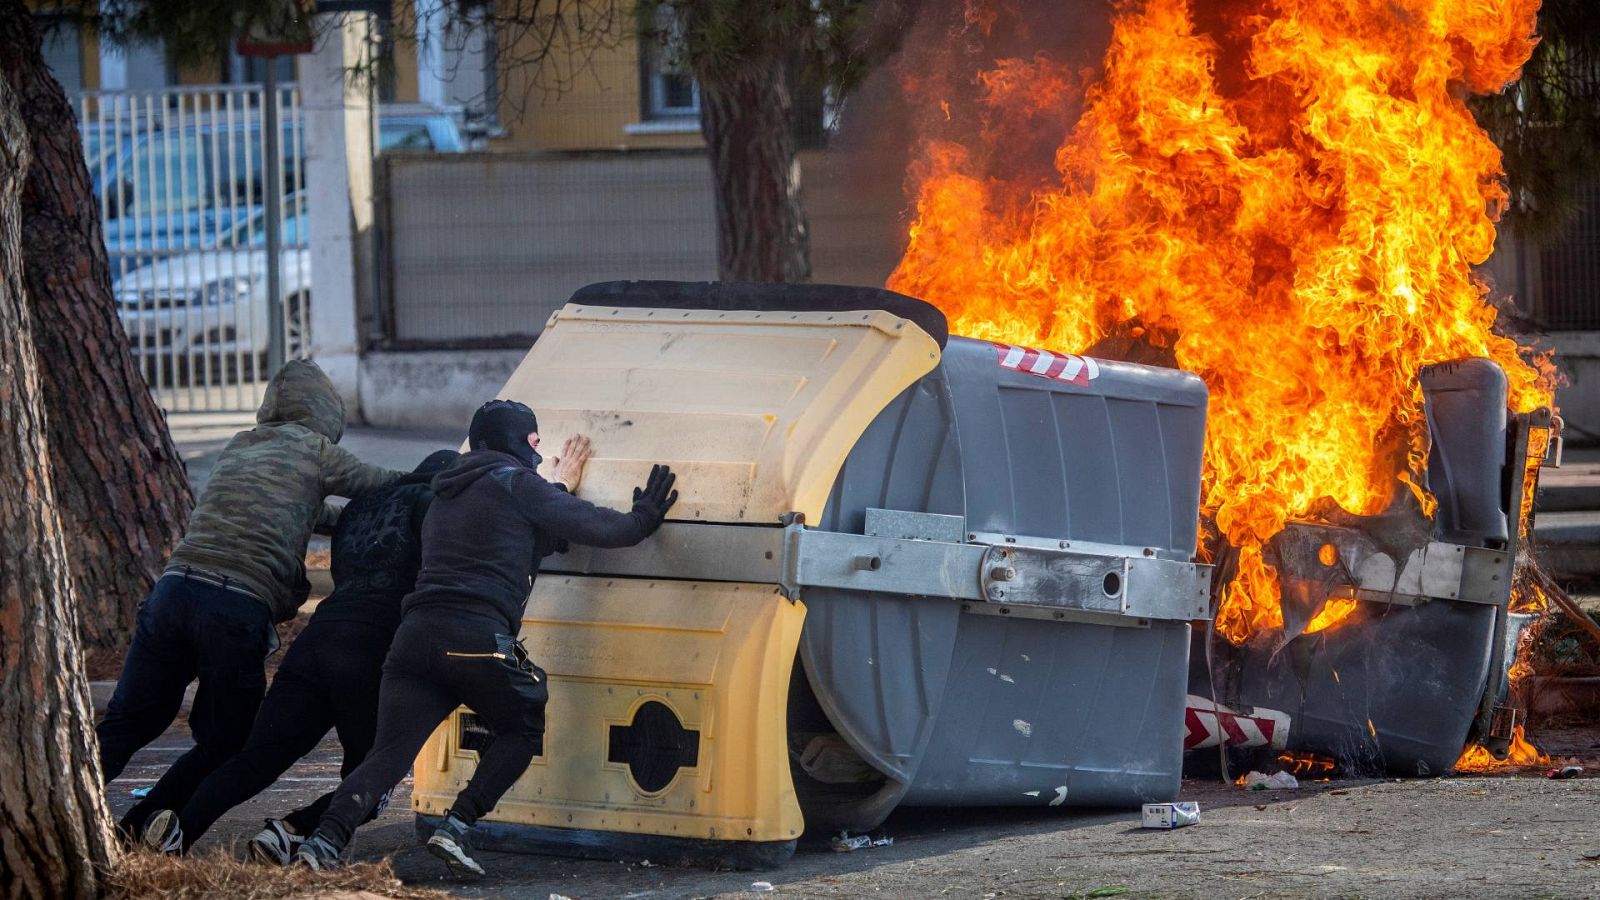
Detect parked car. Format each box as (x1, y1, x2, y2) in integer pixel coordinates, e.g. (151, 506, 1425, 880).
(378, 104, 468, 153)
(97, 119, 302, 255)
(114, 194, 309, 378)
(93, 103, 465, 255)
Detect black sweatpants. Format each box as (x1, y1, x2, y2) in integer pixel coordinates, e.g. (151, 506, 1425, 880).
(170, 618, 392, 849)
(98, 573, 274, 835)
(310, 609, 547, 850)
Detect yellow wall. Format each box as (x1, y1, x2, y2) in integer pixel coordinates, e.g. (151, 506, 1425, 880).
(388, 0, 419, 103)
(491, 22, 702, 152)
(81, 26, 99, 89)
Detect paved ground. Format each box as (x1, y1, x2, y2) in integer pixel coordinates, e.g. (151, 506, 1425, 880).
(105, 723, 1600, 899)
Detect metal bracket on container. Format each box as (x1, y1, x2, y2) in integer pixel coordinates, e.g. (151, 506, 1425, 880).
(1274, 522, 1508, 608)
(974, 543, 1210, 622)
(1544, 412, 1564, 469)
(545, 508, 1212, 625)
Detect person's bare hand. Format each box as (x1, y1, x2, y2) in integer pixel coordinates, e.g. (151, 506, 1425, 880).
(550, 434, 593, 491)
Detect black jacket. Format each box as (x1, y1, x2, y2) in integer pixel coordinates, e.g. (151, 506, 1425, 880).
(311, 469, 439, 633)
(404, 450, 656, 631)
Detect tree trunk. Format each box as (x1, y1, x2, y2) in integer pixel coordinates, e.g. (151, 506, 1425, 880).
(0, 0, 192, 674)
(0, 68, 119, 900)
(697, 51, 811, 282)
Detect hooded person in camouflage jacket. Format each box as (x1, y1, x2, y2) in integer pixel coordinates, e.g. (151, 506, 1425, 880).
(98, 359, 401, 839)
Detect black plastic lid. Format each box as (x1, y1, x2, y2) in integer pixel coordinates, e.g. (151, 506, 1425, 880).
(568, 280, 950, 349)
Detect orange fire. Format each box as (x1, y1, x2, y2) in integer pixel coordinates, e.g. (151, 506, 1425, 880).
(890, 0, 1559, 643)
(1454, 725, 1549, 771)
(1278, 751, 1339, 778)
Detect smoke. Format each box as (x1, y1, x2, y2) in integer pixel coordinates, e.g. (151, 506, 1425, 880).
(825, 0, 1116, 249)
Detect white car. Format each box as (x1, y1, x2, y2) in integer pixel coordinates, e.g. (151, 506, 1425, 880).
(115, 197, 309, 376)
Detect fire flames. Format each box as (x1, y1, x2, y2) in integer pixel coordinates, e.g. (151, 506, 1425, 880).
(1278, 751, 1338, 779)
(890, 0, 1558, 643)
(1454, 725, 1549, 771)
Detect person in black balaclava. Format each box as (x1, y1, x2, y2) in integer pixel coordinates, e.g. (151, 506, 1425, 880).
(296, 399, 679, 877)
(468, 399, 543, 467)
(136, 449, 461, 857)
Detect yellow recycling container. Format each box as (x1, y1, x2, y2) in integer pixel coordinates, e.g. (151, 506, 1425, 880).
(412, 283, 942, 867)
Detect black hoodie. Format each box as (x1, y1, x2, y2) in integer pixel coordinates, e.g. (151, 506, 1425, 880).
(311, 451, 458, 632)
(404, 449, 657, 631)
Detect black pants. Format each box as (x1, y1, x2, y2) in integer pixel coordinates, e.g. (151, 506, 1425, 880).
(171, 618, 392, 849)
(310, 610, 547, 849)
(97, 573, 274, 834)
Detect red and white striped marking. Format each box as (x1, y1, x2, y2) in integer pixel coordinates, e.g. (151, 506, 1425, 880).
(1183, 695, 1290, 751)
(992, 342, 1101, 386)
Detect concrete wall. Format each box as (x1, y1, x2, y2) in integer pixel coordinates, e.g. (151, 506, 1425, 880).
(1551, 332, 1600, 446)
(360, 348, 525, 428)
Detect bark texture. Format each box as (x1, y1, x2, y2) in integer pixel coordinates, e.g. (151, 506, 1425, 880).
(0, 0, 192, 671)
(697, 52, 811, 282)
(0, 67, 119, 900)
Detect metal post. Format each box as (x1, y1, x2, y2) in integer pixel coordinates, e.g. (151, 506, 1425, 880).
(263, 62, 287, 376)
(1472, 407, 1549, 754)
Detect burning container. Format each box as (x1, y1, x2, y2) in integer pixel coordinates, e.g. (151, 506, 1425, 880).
(410, 281, 1212, 866)
(1188, 358, 1557, 776)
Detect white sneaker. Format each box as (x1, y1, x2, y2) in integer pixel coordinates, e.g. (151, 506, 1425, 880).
(139, 809, 184, 855)
(248, 818, 304, 865)
(425, 815, 485, 877)
(294, 834, 342, 872)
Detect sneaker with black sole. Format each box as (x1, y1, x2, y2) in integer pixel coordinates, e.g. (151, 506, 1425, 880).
(426, 814, 486, 877)
(249, 818, 304, 865)
(295, 834, 342, 872)
(139, 809, 183, 855)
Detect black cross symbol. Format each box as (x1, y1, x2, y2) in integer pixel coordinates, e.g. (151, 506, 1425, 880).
(607, 700, 700, 793)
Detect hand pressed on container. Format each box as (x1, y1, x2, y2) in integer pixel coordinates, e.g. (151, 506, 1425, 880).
(546, 434, 593, 492)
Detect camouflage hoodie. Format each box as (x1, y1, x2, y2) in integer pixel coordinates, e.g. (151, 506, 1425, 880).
(165, 360, 402, 622)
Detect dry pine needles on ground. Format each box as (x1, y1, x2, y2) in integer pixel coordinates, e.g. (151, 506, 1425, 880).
(107, 847, 449, 899)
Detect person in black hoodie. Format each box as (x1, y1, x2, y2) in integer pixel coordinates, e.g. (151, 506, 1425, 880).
(136, 449, 462, 857)
(297, 400, 678, 876)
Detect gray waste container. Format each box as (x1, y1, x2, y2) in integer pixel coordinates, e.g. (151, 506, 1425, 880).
(793, 335, 1210, 832)
(1190, 358, 1524, 776)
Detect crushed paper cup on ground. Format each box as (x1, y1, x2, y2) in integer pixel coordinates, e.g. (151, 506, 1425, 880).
(831, 832, 895, 852)
(1141, 801, 1201, 829)
(832, 833, 872, 852)
(1243, 770, 1300, 790)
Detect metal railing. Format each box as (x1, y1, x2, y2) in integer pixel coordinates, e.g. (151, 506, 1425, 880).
(77, 84, 310, 412)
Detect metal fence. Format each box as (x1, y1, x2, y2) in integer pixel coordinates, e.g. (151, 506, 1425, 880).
(77, 84, 310, 412)
(1528, 180, 1600, 330)
(381, 151, 719, 344)
(377, 149, 907, 346)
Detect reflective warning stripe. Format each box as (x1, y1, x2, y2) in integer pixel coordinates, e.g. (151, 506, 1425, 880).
(991, 342, 1101, 386)
(1182, 694, 1290, 751)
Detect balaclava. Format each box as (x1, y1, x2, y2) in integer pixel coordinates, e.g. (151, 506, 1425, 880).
(469, 400, 541, 468)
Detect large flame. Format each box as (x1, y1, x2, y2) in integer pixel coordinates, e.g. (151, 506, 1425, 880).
(890, 0, 1558, 642)
(1454, 725, 1550, 771)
